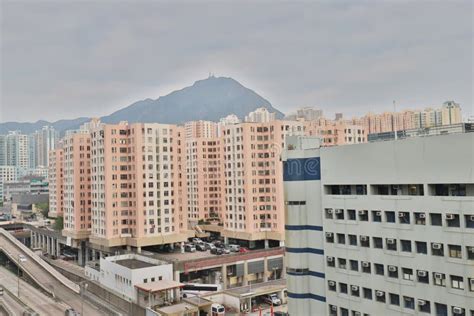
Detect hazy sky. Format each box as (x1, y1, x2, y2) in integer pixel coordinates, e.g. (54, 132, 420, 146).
(1, 1, 472, 122)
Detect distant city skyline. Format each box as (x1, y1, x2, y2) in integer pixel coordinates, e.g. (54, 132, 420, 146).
(1, 1, 472, 122)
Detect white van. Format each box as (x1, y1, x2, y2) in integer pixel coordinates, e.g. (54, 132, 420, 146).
(211, 303, 225, 316)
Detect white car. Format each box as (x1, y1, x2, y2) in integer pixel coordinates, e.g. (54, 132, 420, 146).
(263, 293, 281, 306)
(19, 254, 27, 262)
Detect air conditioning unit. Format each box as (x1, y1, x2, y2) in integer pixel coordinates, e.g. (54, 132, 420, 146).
(335, 209, 343, 214)
(468, 246, 474, 252)
(470, 215, 474, 221)
(360, 236, 368, 242)
(362, 262, 370, 268)
(453, 307, 463, 314)
(353, 312, 361, 316)
(376, 290, 384, 297)
(376, 211, 382, 216)
(432, 243, 442, 250)
(358, 210, 366, 215)
(446, 214, 455, 220)
(392, 185, 400, 190)
(470, 279, 474, 287)
(417, 299, 426, 306)
(387, 238, 395, 244)
(327, 256, 334, 262)
(434, 273, 443, 279)
(388, 266, 397, 272)
(327, 209, 334, 214)
(417, 270, 427, 277)
(331, 305, 337, 311)
(398, 212, 405, 218)
(328, 280, 336, 287)
(326, 232, 333, 238)
(418, 213, 426, 219)
(351, 285, 359, 291)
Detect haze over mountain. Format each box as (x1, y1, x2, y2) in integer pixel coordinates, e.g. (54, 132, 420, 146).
(0, 76, 284, 134)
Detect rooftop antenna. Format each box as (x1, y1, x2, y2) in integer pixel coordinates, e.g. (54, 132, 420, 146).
(393, 100, 398, 140)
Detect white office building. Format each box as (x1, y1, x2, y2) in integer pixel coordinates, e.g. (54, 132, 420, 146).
(282, 133, 474, 316)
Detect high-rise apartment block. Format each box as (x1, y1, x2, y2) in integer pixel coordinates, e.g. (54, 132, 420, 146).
(245, 107, 276, 123)
(48, 148, 64, 218)
(283, 133, 474, 316)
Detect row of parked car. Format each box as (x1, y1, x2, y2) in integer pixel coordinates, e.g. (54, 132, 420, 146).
(184, 238, 250, 255)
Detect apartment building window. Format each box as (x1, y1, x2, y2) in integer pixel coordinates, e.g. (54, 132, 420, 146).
(328, 280, 337, 291)
(340, 308, 349, 316)
(375, 290, 385, 303)
(372, 210, 382, 222)
(430, 213, 442, 226)
(358, 210, 369, 221)
(431, 243, 444, 256)
(349, 260, 358, 271)
(389, 293, 400, 306)
(326, 232, 334, 243)
(363, 288, 372, 300)
(339, 283, 348, 294)
(360, 236, 370, 247)
(338, 258, 347, 269)
(348, 234, 357, 246)
(401, 240, 412, 252)
(469, 278, 474, 292)
(388, 266, 398, 278)
(417, 270, 429, 284)
(361, 261, 371, 273)
(329, 305, 337, 316)
(465, 215, 474, 228)
(327, 256, 335, 267)
(335, 209, 344, 220)
(433, 272, 446, 287)
(402, 268, 414, 281)
(337, 233, 346, 244)
(445, 213, 460, 228)
(468, 247, 474, 260)
(347, 209, 356, 220)
(325, 208, 333, 219)
(374, 263, 384, 276)
(398, 212, 410, 224)
(385, 211, 395, 223)
(356, 185, 367, 195)
(403, 296, 415, 310)
(416, 241, 428, 254)
(386, 238, 397, 251)
(373, 237, 383, 249)
(415, 212, 426, 225)
(418, 300, 430, 313)
(448, 244, 462, 258)
(435, 303, 448, 316)
(450, 275, 464, 290)
(350, 285, 360, 297)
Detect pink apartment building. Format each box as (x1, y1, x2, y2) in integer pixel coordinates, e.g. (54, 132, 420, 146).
(88, 121, 191, 252)
(306, 118, 367, 146)
(48, 147, 64, 218)
(220, 120, 306, 247)
(62, 131, 92, 240)
(184, 121, 224, 223)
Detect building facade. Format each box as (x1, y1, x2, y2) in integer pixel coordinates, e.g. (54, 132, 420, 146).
(283, 134, 474, 316)
(48, 148, 64, 218)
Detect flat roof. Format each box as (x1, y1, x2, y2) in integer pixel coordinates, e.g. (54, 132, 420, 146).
(114, 258, 155, 269)
(135, 280, 183, 293)
(155, 302, 198, 315)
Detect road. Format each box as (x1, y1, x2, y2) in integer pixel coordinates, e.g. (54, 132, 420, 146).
(0, 289, 28, 316)
(0, 266, 69, 315)
(0, 228, 106, 315)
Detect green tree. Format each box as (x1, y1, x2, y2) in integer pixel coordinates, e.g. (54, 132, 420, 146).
(36, 202, 49, 218)
(54, 216, 64, 231)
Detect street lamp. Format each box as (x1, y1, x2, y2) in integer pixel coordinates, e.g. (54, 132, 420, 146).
(80, 281, 89, 316)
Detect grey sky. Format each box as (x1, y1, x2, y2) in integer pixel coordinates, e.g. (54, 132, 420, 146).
(1, 1, 472, 122)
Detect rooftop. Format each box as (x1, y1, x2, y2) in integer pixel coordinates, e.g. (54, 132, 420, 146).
(135, 280, 183, 293)
(114, 258, 156, 269)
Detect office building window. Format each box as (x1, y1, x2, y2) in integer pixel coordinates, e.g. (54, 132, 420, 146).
(385, 211, 395, 223)
(363, 287, 372, 300)
(448, 244, 462, 259)
(373, 237, 383, 249)
(389, 293, 400, 306)
(451, 275, 464, 290)
(403, 296, 415, 310)
(402, 268, 414, 281)
(401, 240, 412, 252)
(374, 263, 384, 276)
(416, 241, 428, 254)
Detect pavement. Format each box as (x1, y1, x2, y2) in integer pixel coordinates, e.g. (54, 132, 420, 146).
(0, 266, 69, 315)
(0, 289, 28, 316)
(0, 229, 106, 315)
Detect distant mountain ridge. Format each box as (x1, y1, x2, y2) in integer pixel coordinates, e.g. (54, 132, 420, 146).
(0, 76, 284, 134)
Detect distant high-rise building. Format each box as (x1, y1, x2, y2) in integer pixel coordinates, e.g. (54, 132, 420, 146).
(0, 135, 6, 166)
(245, 107, 276, 123)
(5, 131, 29, 170)
(441, 101, 462, 125)
(334, 113, 343, 120)
(32, 126, 59, 168)
(296, 107, 323, 121)
(48, 147, 64, 218)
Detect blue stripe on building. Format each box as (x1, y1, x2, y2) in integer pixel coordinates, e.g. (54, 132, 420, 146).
(283, 157, 321, 181)
(286, 247, 324, 255)
(287, 292, 326, 302)
(285, 225, 323, 231)
(287, 270, 325, 279)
